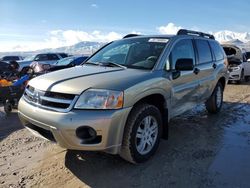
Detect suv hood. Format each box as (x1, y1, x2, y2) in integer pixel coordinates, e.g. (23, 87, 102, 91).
(28, 65, 153, 94)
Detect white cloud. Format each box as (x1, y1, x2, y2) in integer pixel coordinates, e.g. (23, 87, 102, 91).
(130, 31, 142, 35)
(157, 22, 182, 35)
(0, 30, 123, 52)
(91, 4, 98, 8)
(46, 30, 122, 47)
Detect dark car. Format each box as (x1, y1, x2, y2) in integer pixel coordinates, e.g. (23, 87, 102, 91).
(0, 56, 23, 63)
(0, 61, 11, 74)
(49, 56, 88, 71)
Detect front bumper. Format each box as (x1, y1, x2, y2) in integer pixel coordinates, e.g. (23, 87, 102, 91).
(18, 97, 132, 154)
(228, 68, 241, 81)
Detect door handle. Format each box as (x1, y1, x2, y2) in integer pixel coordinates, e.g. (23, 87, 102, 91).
(193, 68, 200, 74)
(213, 63, 217, 69)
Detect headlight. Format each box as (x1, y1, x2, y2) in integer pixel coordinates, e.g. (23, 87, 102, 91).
(74, 89, 123, 109)
(232, 66, 240, 71)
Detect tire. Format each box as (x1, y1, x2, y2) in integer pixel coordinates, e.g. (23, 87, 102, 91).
(245, 76, 249, 82)
(119, 104, 162, 164)
(205, 82, 223, 114)
(4, 102, 12, 115)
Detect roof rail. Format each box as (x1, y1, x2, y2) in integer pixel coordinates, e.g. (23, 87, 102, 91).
(177, 29, 215, 40)
(123, 34, 140, 39)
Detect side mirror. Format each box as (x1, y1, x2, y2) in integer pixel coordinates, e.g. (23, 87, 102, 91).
(175, 58, 194, 71)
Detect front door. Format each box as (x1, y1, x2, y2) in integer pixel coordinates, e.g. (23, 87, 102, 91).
(167, 39, 199, 117)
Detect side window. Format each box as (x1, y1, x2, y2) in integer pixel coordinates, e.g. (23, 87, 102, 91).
(34, 54, 48, 61)
(195, 39, 212, 64)
(48, 54, 59, 60)
(209, 41, 224, 61)
(168, 39, 195, 70)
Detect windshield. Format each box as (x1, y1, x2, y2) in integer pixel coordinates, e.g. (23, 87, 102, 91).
(24, 55, 36, 61)
(55, 57, 75, 66)
(87, 37, 169, 70)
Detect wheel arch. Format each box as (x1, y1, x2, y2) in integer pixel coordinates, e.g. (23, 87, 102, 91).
(126, 93, 169, 139)
(218, 76, 226, 90)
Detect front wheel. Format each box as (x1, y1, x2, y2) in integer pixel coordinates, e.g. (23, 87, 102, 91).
(120, 104, 162, 164)
(205, 82, 223, 114)
(4, 102, 12, 115)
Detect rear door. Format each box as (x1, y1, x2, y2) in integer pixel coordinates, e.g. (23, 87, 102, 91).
(194, 39, 215, 102)
(167, 39, 199, 117)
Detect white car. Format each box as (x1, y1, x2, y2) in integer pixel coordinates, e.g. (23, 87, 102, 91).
(17, 53, 68, 71)
(222, 44, 250, 83)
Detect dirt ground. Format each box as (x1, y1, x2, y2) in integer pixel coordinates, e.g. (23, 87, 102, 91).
(0, 82, 250, 188)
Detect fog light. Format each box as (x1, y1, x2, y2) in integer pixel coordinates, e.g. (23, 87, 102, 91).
(76, 126, 97, 141)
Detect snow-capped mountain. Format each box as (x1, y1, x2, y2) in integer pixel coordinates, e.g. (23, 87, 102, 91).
(0, 41, 105, 57)
(36, 41, 105, 55)
(214, 30, 250, 43)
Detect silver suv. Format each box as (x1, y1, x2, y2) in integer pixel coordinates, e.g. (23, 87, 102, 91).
(18, 29, 229, 163)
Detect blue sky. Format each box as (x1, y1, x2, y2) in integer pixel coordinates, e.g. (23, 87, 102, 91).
(0, 0, 250, 51)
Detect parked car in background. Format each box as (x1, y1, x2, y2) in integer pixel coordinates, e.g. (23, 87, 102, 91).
(49, 56, 88, 72)
(29, 56, 88, 73)
(222, 44, 250, 83)
(29, 55, 87, 73)
(0, 61, 11, 74)
(17, 53, 68, 71)
(19, 29, 229, 163)
(0, 56, 23, 63)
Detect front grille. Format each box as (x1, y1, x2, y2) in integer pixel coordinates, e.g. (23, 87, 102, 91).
(23, 85, 78, 112)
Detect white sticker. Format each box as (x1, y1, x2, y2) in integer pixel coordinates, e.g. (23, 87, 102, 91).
(148, 38, 169, 43)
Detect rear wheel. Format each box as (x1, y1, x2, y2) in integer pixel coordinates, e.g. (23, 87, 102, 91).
(205, 82, 223, 114)
(120, 104, 162, 164)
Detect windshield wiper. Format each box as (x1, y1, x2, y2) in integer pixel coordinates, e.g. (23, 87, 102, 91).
(84, 61, 127, 69)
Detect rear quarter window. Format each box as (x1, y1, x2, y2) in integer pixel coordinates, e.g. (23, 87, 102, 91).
(209, 41, 224, 61)
(195, 39, 213, 64)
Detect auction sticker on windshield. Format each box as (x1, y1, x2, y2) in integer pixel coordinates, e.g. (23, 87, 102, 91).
(148, 38, 169, 43)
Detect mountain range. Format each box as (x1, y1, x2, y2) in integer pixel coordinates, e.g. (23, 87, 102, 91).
(214, 30, 250, 43)
(0, 30, 250, 57)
